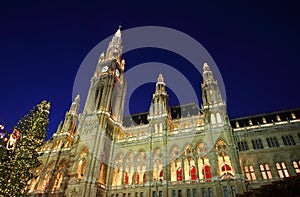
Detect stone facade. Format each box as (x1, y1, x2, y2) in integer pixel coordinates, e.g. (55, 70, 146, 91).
(28, 28, 300, 197)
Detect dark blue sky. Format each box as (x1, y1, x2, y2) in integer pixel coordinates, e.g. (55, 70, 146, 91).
(1, 1, 300, 139)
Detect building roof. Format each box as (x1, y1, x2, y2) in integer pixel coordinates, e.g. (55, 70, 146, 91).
(123, 103, 201, 127)
(230, 108, 300, 128)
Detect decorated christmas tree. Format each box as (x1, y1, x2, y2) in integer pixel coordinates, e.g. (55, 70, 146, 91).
(0, 101, 50, 196)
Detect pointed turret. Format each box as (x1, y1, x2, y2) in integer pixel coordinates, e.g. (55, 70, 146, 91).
(201, 63, 223, 107)
(201, 62, 229, 127)
(149, 73, 169, 120)
(106, 26, 123, 60)
(70, 94, 80, 113)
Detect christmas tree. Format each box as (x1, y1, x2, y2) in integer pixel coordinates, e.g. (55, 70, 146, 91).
(0, 101, 50, 196)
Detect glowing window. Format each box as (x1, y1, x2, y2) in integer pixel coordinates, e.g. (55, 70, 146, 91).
(260, 164, 272, 180)
(276, 162, 290, 178)
(293, 161, 300, 174)
(135, 173, 139, 185)
(52, 171, 64, 191)
(124, 172, 129, 184)
(202, 165, 212, 182)
(190, 166, 197, 181)
(244, 165, 256, 180)
(211, 114, 216, 125)
(177, 168, 183, 181)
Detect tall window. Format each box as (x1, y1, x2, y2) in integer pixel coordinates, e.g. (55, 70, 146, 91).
(190, 166, 197, 181)
(244, 165, 256, 180)
(208, 187, 213, 197)
(178, 190, 182, 197)
(282, 135, 296, 146)
(77, 158, 87, 179)
(172, 190, 176, 197)
(177, 168, 183, 181)
(187, 189, 191, 197)
(266, 137, 279, 148)
(260, 164, 272, 180)
(135, 172, 139, 185)
(223, 186, 229, 197)
(276, 162, 290, 178)
(293, 161, 300, 174)
(231, 186, 236, 197)
(52, 171, 64, 192)
(211, 114, 216, 125)
(203, 165, 212, 181)
(192, 189, 197, 197)
(237, 141, 249, 151)
(124, 172, 129, 184)
(159, 170, 163, 181)
(201, 188, 206, 197)
(252, 139, 264, 149)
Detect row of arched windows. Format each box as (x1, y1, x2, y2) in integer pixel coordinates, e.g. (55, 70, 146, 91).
(244, 161, 300, 181)
(111, 140, 235, 187)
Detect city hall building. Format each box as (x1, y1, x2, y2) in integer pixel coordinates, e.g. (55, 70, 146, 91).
(28, 28, 300, 197)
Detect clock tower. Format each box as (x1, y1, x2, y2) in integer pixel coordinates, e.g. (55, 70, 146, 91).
(67, 27, 126, 197)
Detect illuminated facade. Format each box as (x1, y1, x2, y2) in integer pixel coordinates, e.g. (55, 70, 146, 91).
(28, 28, 300, 197)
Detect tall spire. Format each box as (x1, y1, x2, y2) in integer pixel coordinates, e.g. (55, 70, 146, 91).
(155, 73, 166, 94)
(201, 62, 223, 107)
(106, 26, 123, 60)
(114, 25, 122, 37)
(70, 94, 80, 113)
(149, 73, 169, 119)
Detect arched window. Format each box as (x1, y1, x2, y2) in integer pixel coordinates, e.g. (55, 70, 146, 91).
(203, 165, 212, 180)
(29, 175, 39, 193)
(177, 168, 183, 181)
(52, 171, 64, 192)
(244, 165, 256, 180)
(276, 162, 290, 178)
(77, 158, 87, 179)
(124, 172, 129, 185)
(293, 161, 300, 174)
(216, 113, 222, 124)
(135, 172, 139, 185)
(260, 164, 272, 179)
(211, 114, 216, 125)
(216, 140, 227, 151)
(197, 143, 208, 155)
(222, 164, 232, 174)
(190, 166, 197, 180)
(159, 170, 163, 181)
(40, 172, 51, 191)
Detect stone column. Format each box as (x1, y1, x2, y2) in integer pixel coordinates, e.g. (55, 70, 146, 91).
(194, 156, 200, 180)
(181, 157, 185, 182)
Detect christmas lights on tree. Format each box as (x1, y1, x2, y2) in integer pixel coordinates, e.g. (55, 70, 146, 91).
(0, 101, 50, 196)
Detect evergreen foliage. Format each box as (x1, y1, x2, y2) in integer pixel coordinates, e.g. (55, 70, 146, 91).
(0, 101, 50, 196)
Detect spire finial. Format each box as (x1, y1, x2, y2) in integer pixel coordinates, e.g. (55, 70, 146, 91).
(157, 73, 164, 83)
(115, 25, 122, 37)
(203, 62, 210, 72)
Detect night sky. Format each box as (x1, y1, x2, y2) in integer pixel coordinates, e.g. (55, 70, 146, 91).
(1, 1, 300, 140)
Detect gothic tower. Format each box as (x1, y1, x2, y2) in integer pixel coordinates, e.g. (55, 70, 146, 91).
(148, 74, 172, 184)
(29, 95, 80, 194)
(66, 27, 127, 197)
(201, 63, 245, 193)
